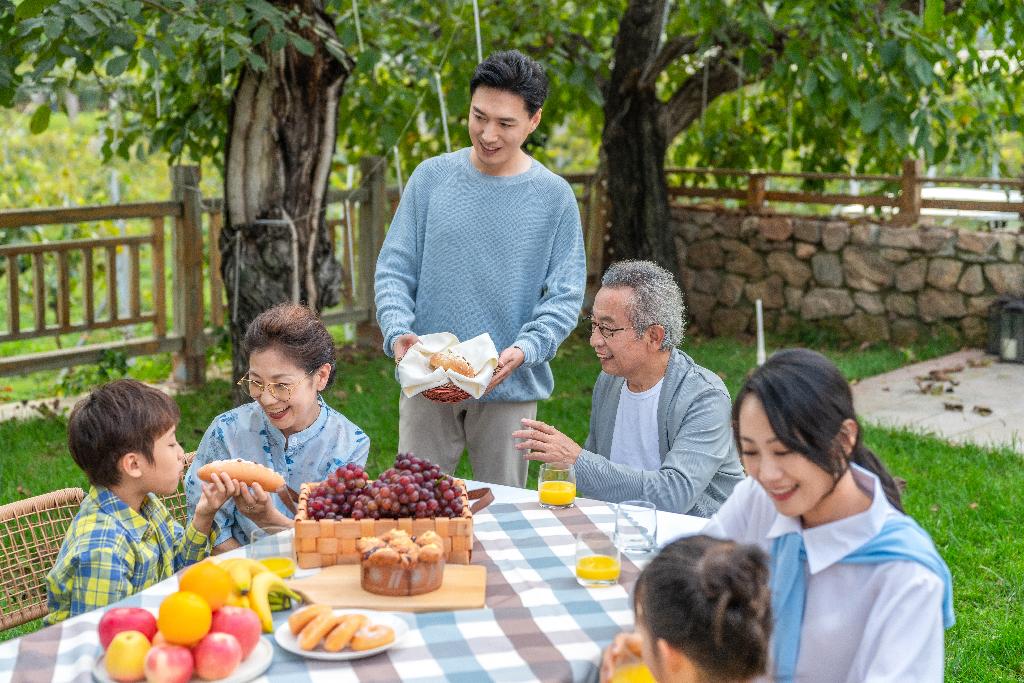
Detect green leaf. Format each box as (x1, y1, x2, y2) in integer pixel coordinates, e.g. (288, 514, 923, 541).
(106, 53, 131, 77)
(15, 0, 58, 20)
(29, 104, 50, 134)
(924, 0, 943, 33)
(222, 47, 242, 71)
(247, 52, 268, 71)
(860, 99, 883, 134)
(270, 31, 287, 51)
(290, 34, 315, 57)
(880, 40, 900, 68)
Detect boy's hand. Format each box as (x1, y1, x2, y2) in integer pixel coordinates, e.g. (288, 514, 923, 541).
(191, 472, 238, 537)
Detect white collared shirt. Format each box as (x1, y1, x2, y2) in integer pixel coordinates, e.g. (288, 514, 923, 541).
(702, 465, 945, 682)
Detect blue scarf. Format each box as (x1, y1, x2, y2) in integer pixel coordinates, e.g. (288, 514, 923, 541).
(769, 514, 955, 682)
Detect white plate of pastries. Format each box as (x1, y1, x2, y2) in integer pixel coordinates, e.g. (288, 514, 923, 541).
(274, 606, 409, 661)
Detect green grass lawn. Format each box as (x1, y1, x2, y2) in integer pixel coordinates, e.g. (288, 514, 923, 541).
(1, 330, 1021, 680)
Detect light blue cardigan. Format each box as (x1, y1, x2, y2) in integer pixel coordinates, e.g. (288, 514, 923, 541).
(575, 349, 744, 516)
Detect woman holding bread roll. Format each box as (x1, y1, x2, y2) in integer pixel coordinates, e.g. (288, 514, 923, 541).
(185, 304, 369, 553)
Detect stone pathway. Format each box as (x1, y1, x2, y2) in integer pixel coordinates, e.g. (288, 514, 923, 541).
(852, 348, 1024, 454)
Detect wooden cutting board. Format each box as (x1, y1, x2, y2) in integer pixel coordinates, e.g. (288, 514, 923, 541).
(286, 564, 487, 612)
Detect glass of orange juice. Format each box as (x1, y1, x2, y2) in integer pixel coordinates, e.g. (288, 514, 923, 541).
(575, 531, 620, 587)
(538, 463, 576, 509)
(611, 662, 657, 683)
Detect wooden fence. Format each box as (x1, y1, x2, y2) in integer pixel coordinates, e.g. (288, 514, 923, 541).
(1, 156, 1018, 384)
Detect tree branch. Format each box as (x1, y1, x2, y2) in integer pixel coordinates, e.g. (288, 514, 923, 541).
(638, 34, 700, 90)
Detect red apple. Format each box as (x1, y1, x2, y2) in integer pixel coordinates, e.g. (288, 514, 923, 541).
(143, 644, 194, 683)
(209, 606, 262, 659)
(105, 630, 151, 683)
(99, 608, 158, 650)
(192, 632, 242, 680)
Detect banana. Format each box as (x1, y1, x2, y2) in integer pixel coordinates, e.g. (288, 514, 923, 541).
(218, 558, 271, 594)
(249, 570, 303, 633)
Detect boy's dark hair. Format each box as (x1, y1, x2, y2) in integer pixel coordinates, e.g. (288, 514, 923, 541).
(732, 347, 904, 511)
(68, 379, 180, 488)
(243, 303, 337, 389)
(634, 535, 772, 682)
(470, 50, 548, 116)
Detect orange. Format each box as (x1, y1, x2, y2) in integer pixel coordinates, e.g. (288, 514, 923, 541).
(157, 591, 212, 646)
(178, 561, 235, 610)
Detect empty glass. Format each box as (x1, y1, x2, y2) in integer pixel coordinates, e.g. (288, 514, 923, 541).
(614, 500, 657, 556)
(245, 525, 294, 562)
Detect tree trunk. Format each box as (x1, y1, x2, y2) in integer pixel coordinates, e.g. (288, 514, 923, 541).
(220, 1, 353, 392)
(600, 0, 677, 276)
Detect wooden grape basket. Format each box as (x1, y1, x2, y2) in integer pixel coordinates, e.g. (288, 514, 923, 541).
(293, 480, 474, 568)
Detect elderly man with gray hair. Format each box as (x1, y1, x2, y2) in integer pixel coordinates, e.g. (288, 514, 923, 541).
(513, 260, 743, 516)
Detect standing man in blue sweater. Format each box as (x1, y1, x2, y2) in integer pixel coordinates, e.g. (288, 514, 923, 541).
(374, 50, 586, 487)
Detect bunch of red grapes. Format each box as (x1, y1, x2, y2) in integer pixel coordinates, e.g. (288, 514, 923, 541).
(305, 454, 466, 521)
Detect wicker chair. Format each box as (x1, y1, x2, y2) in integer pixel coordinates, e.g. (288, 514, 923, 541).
(0, 487, 86, 632)
(162, 451, 197, 529)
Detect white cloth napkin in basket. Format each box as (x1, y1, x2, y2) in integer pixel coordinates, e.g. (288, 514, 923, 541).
(396, 332, 499, 399)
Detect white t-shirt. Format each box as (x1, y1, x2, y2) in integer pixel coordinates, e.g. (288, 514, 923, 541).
(608, 379, 663, 471)
(702, 465, 946, 683)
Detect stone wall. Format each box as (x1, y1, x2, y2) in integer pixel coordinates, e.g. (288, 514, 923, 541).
(673, 207, 1024, 345)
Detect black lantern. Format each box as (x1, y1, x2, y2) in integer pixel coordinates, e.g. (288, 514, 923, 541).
(988, 296, 1024, 363)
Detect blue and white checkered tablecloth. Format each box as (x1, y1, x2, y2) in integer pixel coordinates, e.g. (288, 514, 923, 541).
(0, 498, 666, 683)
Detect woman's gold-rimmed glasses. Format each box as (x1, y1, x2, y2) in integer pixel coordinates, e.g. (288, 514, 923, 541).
(237, 368, 316, 402)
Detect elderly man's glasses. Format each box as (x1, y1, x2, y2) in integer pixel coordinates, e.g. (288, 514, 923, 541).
(237, 368, 316, 402)
(584, 315, 627, 340)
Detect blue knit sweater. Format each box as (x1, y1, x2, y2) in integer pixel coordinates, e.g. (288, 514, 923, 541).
(374, 148, 586, 403)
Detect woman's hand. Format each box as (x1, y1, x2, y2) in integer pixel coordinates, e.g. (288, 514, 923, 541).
(236, 483, 293, 528)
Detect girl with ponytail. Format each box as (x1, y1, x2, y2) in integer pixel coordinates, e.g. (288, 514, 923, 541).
(601, 535, 772, 683)
(703, 347, 953, 681)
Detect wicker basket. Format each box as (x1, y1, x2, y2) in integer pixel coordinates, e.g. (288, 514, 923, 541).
(420, 362, 504, 404)
(293, 481, 474, 569)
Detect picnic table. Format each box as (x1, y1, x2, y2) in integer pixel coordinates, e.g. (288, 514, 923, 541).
(0, 482, 707, 682)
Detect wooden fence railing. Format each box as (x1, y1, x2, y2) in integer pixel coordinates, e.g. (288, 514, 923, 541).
(1, 156, 1017, 384)
(662, 158, 1024, 223)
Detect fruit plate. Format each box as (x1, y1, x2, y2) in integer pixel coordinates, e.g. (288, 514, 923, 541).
(92, 636, 273, 683)
(273, 608, 409, 661)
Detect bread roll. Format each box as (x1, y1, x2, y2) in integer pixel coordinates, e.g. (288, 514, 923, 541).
(196, 458, 286, 491)
(429, 350, 474, 376)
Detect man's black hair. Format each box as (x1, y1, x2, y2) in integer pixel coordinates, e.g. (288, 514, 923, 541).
(470, 50, 548, 116)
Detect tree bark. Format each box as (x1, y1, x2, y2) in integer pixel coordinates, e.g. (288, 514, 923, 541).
(600, 0, 676, 275)
(220, 1, 353, 391)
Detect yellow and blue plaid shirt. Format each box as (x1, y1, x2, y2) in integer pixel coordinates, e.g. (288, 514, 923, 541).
(44, 486, 212, 624)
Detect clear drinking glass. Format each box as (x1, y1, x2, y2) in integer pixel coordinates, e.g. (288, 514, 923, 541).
(575, 531, 621, 587)
(245, 525, 294, 563)
(538, 463, 576, 509)
(614, 500, 657, 556)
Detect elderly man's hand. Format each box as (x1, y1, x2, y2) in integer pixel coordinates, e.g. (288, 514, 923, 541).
(513, 418, 582, 467)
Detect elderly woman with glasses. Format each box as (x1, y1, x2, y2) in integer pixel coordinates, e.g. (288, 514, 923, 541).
(185, 303, 369, 553)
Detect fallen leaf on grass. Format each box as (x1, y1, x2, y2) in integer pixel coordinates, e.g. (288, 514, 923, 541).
(972, 405, 993, 416)
(929, 504, 940, 512)
(968, 502, 979, 510)
(354, 384, 363, 394)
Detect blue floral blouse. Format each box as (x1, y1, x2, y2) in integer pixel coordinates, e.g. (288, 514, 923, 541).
(185, 395, 369, 546)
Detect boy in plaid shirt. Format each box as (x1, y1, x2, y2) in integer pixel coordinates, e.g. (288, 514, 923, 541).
(45, 380, 237, 623)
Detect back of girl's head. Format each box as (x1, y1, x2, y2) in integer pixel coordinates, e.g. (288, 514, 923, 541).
(634, 535, 771, 682)
(244, 303, 337, 389)
(732, 347, 903, 511)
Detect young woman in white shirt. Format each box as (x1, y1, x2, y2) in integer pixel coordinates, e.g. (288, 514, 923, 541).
(704, 348, 954, 682)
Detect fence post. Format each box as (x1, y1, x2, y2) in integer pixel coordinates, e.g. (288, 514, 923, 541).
(895, 158, 922, 226)
(746, 172, 767, 213)
(584, 173, 609, 306)
(356, 156, 386, 349)
(170, 165, 206, 386)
